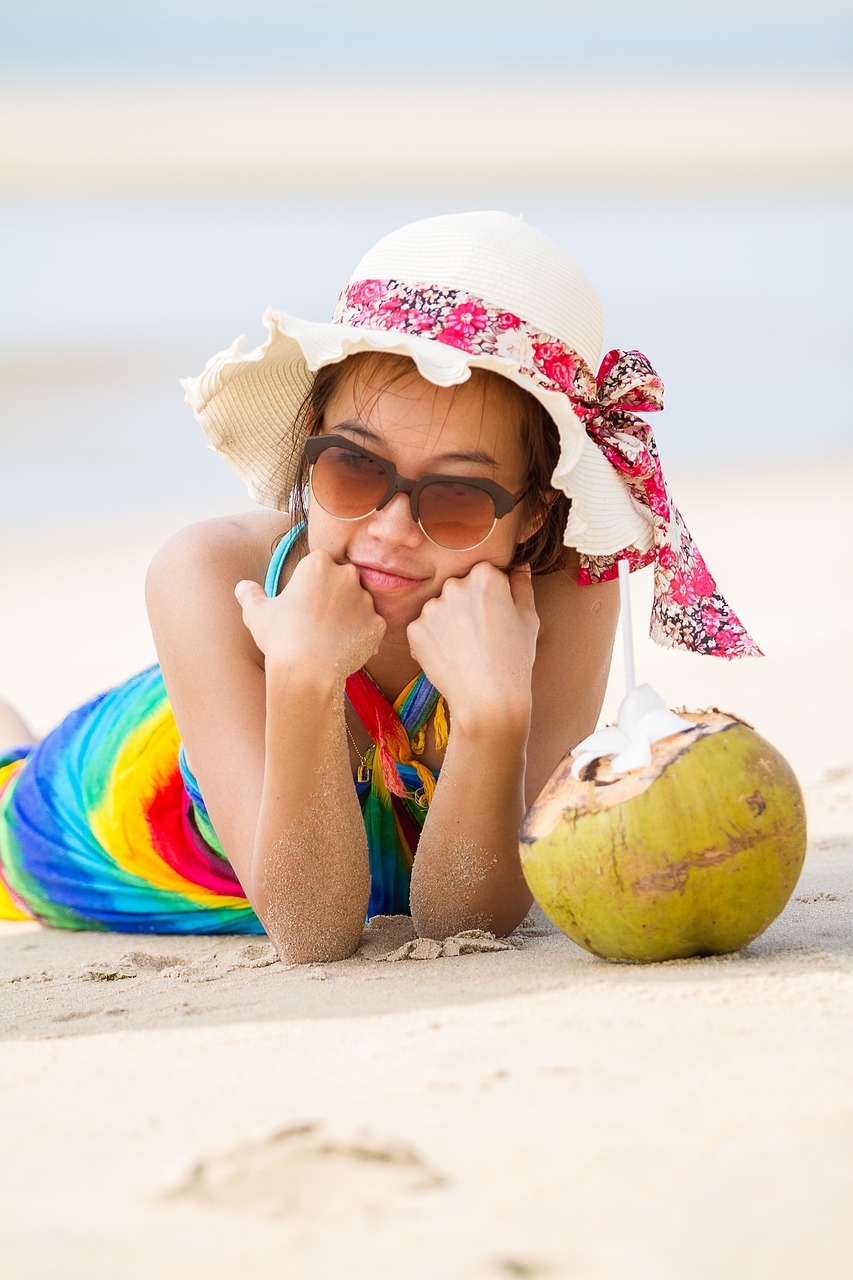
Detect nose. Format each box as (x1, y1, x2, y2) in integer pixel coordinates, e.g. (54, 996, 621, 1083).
(364, 491, 423, 546)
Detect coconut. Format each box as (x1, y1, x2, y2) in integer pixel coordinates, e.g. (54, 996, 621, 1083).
(519, 709, 807, 962)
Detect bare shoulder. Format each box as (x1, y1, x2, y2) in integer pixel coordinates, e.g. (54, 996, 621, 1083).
(146, 508, 291, 596)
(531, 549, 621, 636)
(145, 508, 293, 671)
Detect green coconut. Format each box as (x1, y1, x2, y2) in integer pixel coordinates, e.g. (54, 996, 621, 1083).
(519, 711, 807, 962)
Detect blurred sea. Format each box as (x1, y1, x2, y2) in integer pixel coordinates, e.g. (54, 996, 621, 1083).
(3, 0, 851, 78)
(2, 188, 850, 532)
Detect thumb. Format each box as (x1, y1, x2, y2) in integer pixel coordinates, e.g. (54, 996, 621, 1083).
(508, 562, 533, 604)
(508, 563, 539, 629)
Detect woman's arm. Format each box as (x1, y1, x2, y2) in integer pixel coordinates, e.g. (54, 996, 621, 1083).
(406, 562, 537, 938)
(232, 552, 386, 962)
(146, 515, 384, 963)
(244, 654, 371, 965)
(406, 556, 620, 939)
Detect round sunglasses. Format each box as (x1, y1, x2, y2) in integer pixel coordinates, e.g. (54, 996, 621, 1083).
(303, 435, 526, 552)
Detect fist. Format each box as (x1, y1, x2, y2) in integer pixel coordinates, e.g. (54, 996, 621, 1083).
(235, 550, 386, 679)
(407, 562, 539, 725)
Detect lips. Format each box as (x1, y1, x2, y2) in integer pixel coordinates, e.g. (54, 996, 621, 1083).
(351, 561, 427, 592)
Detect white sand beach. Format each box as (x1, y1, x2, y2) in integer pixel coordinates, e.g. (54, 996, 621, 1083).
(1, 459, 851, 1279)
(3, 78, 852, 190)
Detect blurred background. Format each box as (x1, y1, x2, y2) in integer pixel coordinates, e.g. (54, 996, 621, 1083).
(2, 0, 851, 526)
(1, 0, 852, 758)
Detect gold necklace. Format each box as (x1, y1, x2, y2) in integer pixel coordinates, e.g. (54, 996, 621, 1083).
(345, 719, 372, 783)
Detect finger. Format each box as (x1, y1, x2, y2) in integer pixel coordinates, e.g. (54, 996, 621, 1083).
(406, 614, 423, 652)
(234, 579, 266, 610)
(508, 563, 536, 611)
(405, 615, 432, 666)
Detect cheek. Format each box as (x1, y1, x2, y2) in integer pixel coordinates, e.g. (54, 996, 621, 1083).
(488, 508, 528, 564)
(306, 506, 344, 552)
(435, 526, 519, 585)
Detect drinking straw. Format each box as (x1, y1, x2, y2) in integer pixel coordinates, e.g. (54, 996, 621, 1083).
(618, 560, 636, 694)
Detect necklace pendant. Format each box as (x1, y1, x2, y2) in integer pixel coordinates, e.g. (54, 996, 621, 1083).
(357, 763, 371, 784)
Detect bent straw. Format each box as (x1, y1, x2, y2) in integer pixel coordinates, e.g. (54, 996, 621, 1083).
(618, 560, 636, 695)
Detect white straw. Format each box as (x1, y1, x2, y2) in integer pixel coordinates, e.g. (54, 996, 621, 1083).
(618, 559, 636, 694)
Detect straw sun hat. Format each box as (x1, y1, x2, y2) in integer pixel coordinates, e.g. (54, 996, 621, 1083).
(183, 211, 757, 658)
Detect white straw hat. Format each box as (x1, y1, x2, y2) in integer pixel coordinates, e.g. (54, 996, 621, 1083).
(183, 210, 649, 558)
(183, 210, 759, 658)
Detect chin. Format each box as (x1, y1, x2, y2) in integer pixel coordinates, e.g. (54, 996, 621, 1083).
(372, 596, 422, 635)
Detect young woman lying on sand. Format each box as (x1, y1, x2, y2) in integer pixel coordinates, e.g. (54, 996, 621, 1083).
(0, 212, 757, 963)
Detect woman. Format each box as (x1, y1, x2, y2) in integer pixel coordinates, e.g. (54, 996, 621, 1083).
(0, 211, 757, 960)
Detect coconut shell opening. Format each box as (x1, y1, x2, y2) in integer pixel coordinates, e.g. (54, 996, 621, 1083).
(522, 711, 748, 842)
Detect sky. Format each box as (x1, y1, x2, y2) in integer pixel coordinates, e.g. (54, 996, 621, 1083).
(2, 0, 851, 79)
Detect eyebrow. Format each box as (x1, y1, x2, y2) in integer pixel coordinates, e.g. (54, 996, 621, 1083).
(330, 420, 500, 469)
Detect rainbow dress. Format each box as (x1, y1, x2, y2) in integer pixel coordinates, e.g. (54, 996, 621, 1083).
(0, 526, 444, 933)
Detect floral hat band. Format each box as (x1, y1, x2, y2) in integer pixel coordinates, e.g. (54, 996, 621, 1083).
(334, 277, 760, 660)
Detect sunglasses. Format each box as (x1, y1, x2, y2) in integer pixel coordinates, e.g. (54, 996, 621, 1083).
(303, 435, 526, 552)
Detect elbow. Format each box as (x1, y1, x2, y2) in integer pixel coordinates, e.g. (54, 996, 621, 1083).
(256, 891, 367, 966)
(250, 866, 370, 966)
(271, 929, 363, 966)
(410, 889, 533, 944)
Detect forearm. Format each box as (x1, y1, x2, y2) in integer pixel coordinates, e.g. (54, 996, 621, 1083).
(250, 668, 370, 964)
(409, 712, 533, 940)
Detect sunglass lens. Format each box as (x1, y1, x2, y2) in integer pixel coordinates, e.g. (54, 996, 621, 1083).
(418, 482, 497, 550)
(310, 447, 388, 519)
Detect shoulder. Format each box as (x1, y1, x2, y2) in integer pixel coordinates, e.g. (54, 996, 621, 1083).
(147, 509, 290, 586)
(145, 509, 294, 662)
(146, 509, 292, 592)
(531, 548, 621, 635)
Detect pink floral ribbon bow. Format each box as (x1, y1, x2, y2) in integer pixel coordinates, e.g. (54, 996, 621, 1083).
(332, 277, 760, 658)
(570, 349, 761, 658)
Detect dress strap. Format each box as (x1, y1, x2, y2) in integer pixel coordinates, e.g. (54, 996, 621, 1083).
(263, 523, 305, 598)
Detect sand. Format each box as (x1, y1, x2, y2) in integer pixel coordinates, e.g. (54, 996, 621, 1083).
(3, 78, 852, 190)
(1, 461, 852, 1279)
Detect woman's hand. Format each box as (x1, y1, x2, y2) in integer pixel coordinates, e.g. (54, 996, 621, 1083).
(406, 562, 540, 732)
(235, 549, 386, 681)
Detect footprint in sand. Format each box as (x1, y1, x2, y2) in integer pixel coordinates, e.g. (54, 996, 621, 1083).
(80, 952, 182, 982)
(492, 1260, 552, 1278)
(170, 1123, 445, 1219)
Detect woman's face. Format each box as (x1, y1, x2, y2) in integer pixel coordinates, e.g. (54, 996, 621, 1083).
(306, 359, 533, 635)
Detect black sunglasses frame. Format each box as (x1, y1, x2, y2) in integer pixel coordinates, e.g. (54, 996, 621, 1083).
(303, 434, 526, 548)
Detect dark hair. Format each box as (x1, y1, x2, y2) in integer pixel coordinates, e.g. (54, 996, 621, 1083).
(284, 352, 572, 575)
